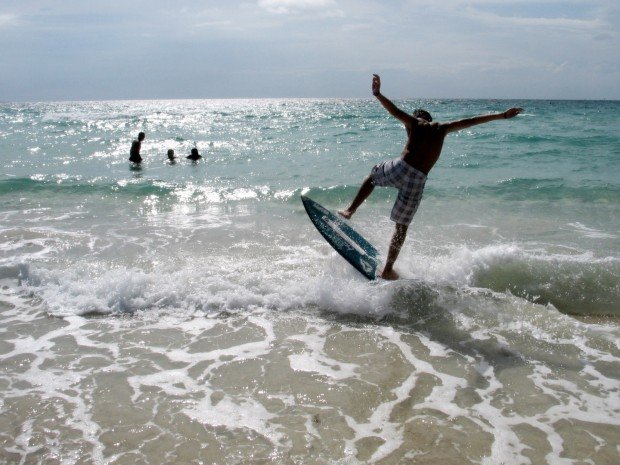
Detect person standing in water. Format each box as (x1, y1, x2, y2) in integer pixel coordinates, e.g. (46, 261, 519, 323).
(339, 74, 523, 280)
(129, 132, 145, 163)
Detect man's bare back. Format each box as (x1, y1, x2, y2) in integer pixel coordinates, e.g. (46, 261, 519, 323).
(400, 120, 447, 175)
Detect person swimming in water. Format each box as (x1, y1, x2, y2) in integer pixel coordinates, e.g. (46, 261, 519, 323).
(338, 74, 523, 280)
(187, 147, 202, 161)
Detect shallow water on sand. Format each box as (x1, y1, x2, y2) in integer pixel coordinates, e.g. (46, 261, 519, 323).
(2, 287, 619, 464)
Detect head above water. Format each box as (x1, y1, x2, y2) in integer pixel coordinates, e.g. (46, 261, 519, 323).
(167, 149, 175, 159)
(412, 109, 432, 122)
(138, 132, 145, 141)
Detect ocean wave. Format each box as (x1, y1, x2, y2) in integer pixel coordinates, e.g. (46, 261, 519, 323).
(431, 178, 620, 202)
(0, 177, 399, 208)
(1, 174, 616, 206)
(16, 239, 619, 319)
(427, 244, 620, 317)
(300, 181, 620, 205)
(0, 177, 176, 197)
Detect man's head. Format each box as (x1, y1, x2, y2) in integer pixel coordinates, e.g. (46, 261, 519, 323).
(138, 132, 145, 141)
(412, 109, 432, 122)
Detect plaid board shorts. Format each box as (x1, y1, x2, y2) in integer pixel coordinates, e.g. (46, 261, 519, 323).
(370, 158, 427, 225)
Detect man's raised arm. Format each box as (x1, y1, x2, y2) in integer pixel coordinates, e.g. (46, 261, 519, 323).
(443, 107, 523, 133)
(372, 74, 414, 125)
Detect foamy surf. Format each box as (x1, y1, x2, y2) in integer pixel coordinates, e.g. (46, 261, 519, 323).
(3, 279, 618, 464)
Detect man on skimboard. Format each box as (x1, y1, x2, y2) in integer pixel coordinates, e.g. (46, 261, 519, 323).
(339, 75, 522, 280)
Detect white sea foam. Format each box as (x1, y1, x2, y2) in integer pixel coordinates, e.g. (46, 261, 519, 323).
(567, 221, 617, 239)
(5, 251, 620, 464)
(288, 331, 360, 380)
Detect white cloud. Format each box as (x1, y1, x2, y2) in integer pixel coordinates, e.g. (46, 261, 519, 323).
(0, 13, 19, 28)
(258, 0, 341, 15)
(464, 8, 602, 31)
(404, 0, 610, 31)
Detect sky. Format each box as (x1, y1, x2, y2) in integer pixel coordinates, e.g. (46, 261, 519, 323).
(0, 0, 618, 101)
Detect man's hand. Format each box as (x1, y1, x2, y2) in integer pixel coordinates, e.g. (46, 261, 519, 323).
(504, 107, 523, 119)
(372, 74, 381, 96)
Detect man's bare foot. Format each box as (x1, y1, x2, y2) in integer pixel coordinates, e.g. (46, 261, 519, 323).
(338, 209, 353, 220)
(379, 268, 399, 280)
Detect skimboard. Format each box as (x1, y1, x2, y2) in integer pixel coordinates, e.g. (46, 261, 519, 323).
(301, 195, 379, 280)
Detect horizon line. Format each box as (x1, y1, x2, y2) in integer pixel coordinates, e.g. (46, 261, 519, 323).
(2, 96, 619, 105)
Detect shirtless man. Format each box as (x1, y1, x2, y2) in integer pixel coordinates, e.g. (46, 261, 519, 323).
(339, 74, 522, 280)
(129, 132, 145, 163)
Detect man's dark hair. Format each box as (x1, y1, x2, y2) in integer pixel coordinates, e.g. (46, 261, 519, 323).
(412, 109, 432, 122)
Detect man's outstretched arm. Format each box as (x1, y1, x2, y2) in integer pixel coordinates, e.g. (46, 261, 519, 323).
(372, 74, 414, 125)
(443, 107, 523, 133)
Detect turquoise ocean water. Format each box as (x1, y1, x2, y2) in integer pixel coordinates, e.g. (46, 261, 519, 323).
(1, 99, 619, 464)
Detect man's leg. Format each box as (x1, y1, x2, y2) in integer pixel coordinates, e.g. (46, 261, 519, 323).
(338, 175, 374, 219)
(379, 223, 408, 280)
